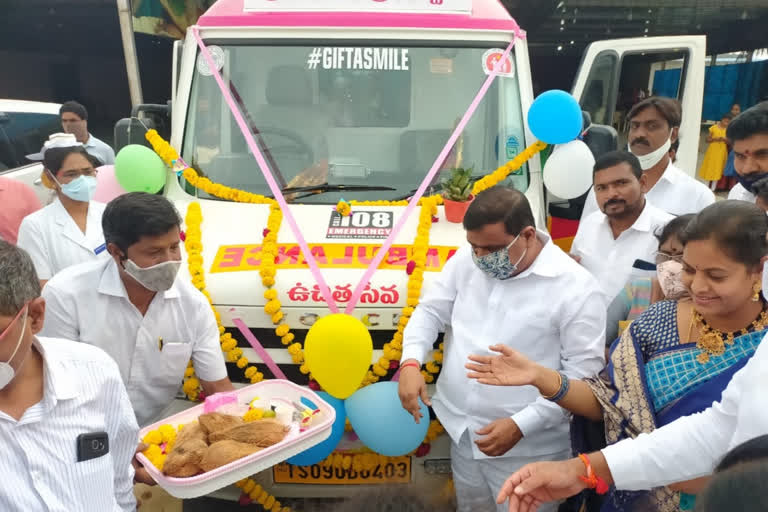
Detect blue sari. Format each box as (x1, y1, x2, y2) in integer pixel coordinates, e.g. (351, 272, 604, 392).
(574, 300, 765, 512)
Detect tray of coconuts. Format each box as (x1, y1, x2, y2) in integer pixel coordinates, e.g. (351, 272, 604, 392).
(136, 380, 336, 498)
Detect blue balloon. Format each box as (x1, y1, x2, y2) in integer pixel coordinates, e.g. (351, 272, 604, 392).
(345, 382, 429, 457)
(527, 90, 583, 144)
(286, 392, 346, 466)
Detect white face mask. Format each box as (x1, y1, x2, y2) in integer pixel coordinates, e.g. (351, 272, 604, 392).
(123, 259, 181, 292)
(0, 306, 28, 391)
(629, 136, 672, 171)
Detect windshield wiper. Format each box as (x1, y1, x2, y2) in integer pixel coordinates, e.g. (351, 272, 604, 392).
(278, 183, 396, 195)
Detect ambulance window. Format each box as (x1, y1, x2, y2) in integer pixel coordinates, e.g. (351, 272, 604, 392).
(579, 51, 619, 126)
(318, 69, 411, 128)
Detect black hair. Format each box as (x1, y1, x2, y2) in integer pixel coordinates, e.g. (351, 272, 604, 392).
(726, 103, 768, 142)
(59, 100, 88, 121)
(655, 213, 694, 246)
(695, 461, 768, 512)
(752, 177, 768, 203)
(679, 200, 768, 268)
(102, 192, 181, 252)
(722, 112, 735, 120)
(463, 186, 535, 235)
(716, 435, 768, 473)
(627, 97, 682, 129)
(593, 150, 643, 179)
(43, 146, 101, 176)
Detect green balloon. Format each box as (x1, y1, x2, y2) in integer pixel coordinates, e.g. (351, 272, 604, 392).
(114, 144, 167, 193)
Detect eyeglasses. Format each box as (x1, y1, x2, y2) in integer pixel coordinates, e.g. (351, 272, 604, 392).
(655, 251, 683, 265)
(58, 167, 97, 181)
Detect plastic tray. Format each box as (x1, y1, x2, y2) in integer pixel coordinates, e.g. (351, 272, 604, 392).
(136, 380, 335, 499)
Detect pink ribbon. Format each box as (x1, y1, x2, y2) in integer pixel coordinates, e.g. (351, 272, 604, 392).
(193, 28, 339, 313)
(344, 39, 517, 314)
(233, 317, 288, 380)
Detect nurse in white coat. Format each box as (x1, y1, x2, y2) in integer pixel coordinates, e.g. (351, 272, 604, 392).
(17, 134, 107, 285)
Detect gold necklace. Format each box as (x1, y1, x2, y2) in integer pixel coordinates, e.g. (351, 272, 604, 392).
(693, 309, 768, 364)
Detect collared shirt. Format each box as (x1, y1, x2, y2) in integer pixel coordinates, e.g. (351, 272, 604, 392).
(401, 231, 606, 459)
(0, 337, 138, 512)
(572, 201, 673, 302)
(0, 176, 42, 244)
(16, 199, 107, 280)
(84, 134, 116, 166)
(727, 182, 756, 203)
(603, 332, 768, 491)
(581, 162, 715, 220)
(40, 258, 228, 426)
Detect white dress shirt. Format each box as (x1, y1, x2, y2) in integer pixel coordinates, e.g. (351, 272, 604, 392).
(84, 134, 116, 166)
(16, 199, 107, 280)
(40, 258, 228, 426)
(571, 201, 673, 302)
(0, 337, 138, 512)
(401, 231, 606, 459)
(581, 162, 715, 220)
(603, 332, 768, 490)
(727, 182, 755, 203)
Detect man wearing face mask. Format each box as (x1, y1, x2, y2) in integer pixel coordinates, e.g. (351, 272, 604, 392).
(0, 241, 139, 511)
(398, 187, 606, 512)
(39, 192, 233, 428)
(726, 103, 768, 203)
(580, 97, 714, 221)
(571, 151, 672, 303)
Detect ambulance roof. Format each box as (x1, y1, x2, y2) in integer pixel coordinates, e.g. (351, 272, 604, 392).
(198, 0, 521, 33)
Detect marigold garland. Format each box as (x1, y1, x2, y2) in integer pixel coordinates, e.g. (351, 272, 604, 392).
(183, 202, 265, 400)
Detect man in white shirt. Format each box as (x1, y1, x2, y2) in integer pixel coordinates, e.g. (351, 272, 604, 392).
(60, 101, 116, 165)
(0, 241, 138, 511)
(571, 151, 672, 302)
(398, 187, 606, 512)
(494, 263, 768, 512)
(726, 103, 768, 204)
(580, 97, 714, 219)
(40, 192, 233, 426)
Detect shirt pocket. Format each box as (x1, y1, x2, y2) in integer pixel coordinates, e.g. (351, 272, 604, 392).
(69, 454, 115, 509)
(148, 342, 193, 394)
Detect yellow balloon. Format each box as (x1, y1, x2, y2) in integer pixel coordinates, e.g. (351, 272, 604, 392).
(304, 314, 373, 399)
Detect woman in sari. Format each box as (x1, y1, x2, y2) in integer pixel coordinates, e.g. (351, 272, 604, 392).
(466, 200, 768, 512)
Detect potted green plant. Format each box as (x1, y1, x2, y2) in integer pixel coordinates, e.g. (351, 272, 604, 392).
(441, 167, 474, 223)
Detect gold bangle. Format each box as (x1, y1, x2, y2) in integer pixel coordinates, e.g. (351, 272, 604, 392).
(540, 370, 562, 400)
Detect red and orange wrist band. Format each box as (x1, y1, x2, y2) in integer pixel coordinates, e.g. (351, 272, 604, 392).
(578, 454, 610, 495)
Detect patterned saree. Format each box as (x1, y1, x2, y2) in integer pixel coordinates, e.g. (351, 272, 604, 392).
(574, 300, 765, 512)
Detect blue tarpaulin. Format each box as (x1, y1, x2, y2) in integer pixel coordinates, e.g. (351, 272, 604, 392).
(654, 61, 767, 121)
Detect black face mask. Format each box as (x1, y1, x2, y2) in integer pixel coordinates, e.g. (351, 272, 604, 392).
(736, 171, 768, 194)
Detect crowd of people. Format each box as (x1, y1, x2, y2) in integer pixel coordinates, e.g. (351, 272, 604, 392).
(1, 97, 768, 512)
(399, 100, 768, 512)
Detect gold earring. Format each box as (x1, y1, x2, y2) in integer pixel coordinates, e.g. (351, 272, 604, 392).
(752, 282, 762, 302)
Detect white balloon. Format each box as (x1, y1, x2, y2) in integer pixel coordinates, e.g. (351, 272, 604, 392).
(543, 140, 595, 200)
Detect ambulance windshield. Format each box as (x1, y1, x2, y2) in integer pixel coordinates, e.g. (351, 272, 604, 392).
(182, 42, 528, 203)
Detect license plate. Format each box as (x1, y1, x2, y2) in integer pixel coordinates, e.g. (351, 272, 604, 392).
(272, 457, 411, 485)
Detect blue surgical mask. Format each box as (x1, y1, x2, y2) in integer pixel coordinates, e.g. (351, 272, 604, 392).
(471, 235, 527, 280)
(58, 175, 97, 203)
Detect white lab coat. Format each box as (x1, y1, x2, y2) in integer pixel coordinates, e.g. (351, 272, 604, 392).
(16, 199, 107, 280)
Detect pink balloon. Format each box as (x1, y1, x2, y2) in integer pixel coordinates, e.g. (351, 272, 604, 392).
(94, 165, 126, 203)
